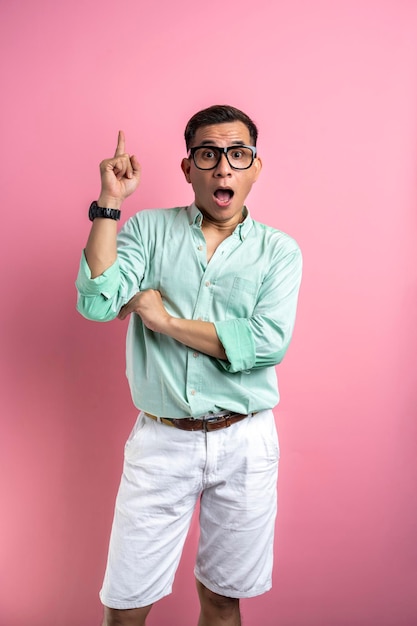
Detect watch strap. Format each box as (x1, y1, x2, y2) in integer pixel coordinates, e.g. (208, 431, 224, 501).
(89, 201, 121, 221)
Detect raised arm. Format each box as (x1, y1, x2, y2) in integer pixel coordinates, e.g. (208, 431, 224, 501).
(85, 131, 141, 278)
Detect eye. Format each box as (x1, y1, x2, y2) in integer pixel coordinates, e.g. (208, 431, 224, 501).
(202, 150, 217, 159)
(230, 150, 244, 160)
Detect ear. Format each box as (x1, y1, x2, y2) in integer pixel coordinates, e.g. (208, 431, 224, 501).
(181, 157, 192, 183)
(252, 156, 262, 182)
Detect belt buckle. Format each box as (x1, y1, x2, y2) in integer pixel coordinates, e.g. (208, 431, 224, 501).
(202, 412, 231, 432)
(202, 414, 218, 432)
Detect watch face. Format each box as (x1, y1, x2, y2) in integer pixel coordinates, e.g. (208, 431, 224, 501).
(88, 201, 98, 221)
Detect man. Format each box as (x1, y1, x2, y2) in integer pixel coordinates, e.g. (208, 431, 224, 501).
(76, 105, 302, 626)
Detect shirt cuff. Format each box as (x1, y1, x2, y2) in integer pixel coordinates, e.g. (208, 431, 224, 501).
(214, 318, 256, 373)
(75, 251, 121, 299)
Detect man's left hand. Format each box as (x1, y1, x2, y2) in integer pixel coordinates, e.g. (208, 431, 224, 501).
(118, 290, 171, 333)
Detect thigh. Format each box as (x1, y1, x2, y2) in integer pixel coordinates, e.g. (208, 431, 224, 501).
(100, 413, 205, 609)
(195, 410, 279, 599)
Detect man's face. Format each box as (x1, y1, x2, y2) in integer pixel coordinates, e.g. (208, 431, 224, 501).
(181, 121, 262, 224)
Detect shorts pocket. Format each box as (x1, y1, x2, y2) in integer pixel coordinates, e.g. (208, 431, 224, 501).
(124, 412, 147, 455)
(248, 411, 280, 462)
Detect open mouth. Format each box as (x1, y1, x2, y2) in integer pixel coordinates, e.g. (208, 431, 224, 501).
(214, 188, 234, 205)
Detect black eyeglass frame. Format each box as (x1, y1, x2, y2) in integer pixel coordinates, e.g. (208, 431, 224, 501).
(188, 145, 258, 170)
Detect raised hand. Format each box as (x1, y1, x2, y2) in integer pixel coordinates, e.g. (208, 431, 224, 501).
(98, 131, 141, 208)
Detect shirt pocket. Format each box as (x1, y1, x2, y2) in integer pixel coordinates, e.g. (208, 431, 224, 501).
(225, 276, 259, 317)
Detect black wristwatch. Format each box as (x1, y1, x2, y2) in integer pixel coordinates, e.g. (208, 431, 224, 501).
(89, 201, 121, 221)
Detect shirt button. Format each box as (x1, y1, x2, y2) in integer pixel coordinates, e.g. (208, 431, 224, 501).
(205, 281, 211, 287)
(198, 245, 203, 251)
(193, 352, 199, 358)
(190, 389, 196, 396)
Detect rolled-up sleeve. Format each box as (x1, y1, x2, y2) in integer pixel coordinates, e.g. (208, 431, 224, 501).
(214, 246, 302, 373)
(75, 215, 146, 322)
(75, 253, 125, 321)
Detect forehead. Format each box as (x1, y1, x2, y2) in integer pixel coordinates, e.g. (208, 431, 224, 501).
(191, 121, 252, 147)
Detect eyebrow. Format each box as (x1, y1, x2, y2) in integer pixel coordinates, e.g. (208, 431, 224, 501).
(198, 140, 246, 146)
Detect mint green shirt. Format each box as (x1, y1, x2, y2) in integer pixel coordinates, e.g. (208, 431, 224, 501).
(76, 204, 302, 418)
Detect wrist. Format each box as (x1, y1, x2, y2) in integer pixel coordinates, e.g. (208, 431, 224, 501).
(157, 311, 174, 335)
(97, 194, 123, 210)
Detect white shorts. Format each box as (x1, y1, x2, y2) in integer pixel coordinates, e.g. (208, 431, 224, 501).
(99, 409, 279, 609)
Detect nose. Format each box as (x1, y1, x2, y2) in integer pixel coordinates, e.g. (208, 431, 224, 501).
(214, 152, 232, 177)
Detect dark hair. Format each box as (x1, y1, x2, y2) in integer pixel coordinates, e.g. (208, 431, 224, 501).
(184, 104, 258, 151)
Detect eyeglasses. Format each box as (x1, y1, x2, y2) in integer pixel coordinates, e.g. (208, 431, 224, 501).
(189, 145, 257, 170)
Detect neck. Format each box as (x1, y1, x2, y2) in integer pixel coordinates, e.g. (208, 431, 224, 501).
(200, 208, 245, 234)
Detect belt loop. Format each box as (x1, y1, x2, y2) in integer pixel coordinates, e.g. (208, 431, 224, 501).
(157, 416, 161, 423)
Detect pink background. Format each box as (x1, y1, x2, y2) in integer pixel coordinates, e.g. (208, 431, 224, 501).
(1, 1, 417, 624)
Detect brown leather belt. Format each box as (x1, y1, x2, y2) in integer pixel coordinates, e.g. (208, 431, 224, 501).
(144, 411, 252, 432)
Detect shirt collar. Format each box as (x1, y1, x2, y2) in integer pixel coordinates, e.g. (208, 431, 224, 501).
(187, 202, 203, 227)
(187, 203, 253, 241)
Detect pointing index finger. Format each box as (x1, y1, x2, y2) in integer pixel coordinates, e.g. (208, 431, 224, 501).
(114, 130, 126, 157)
